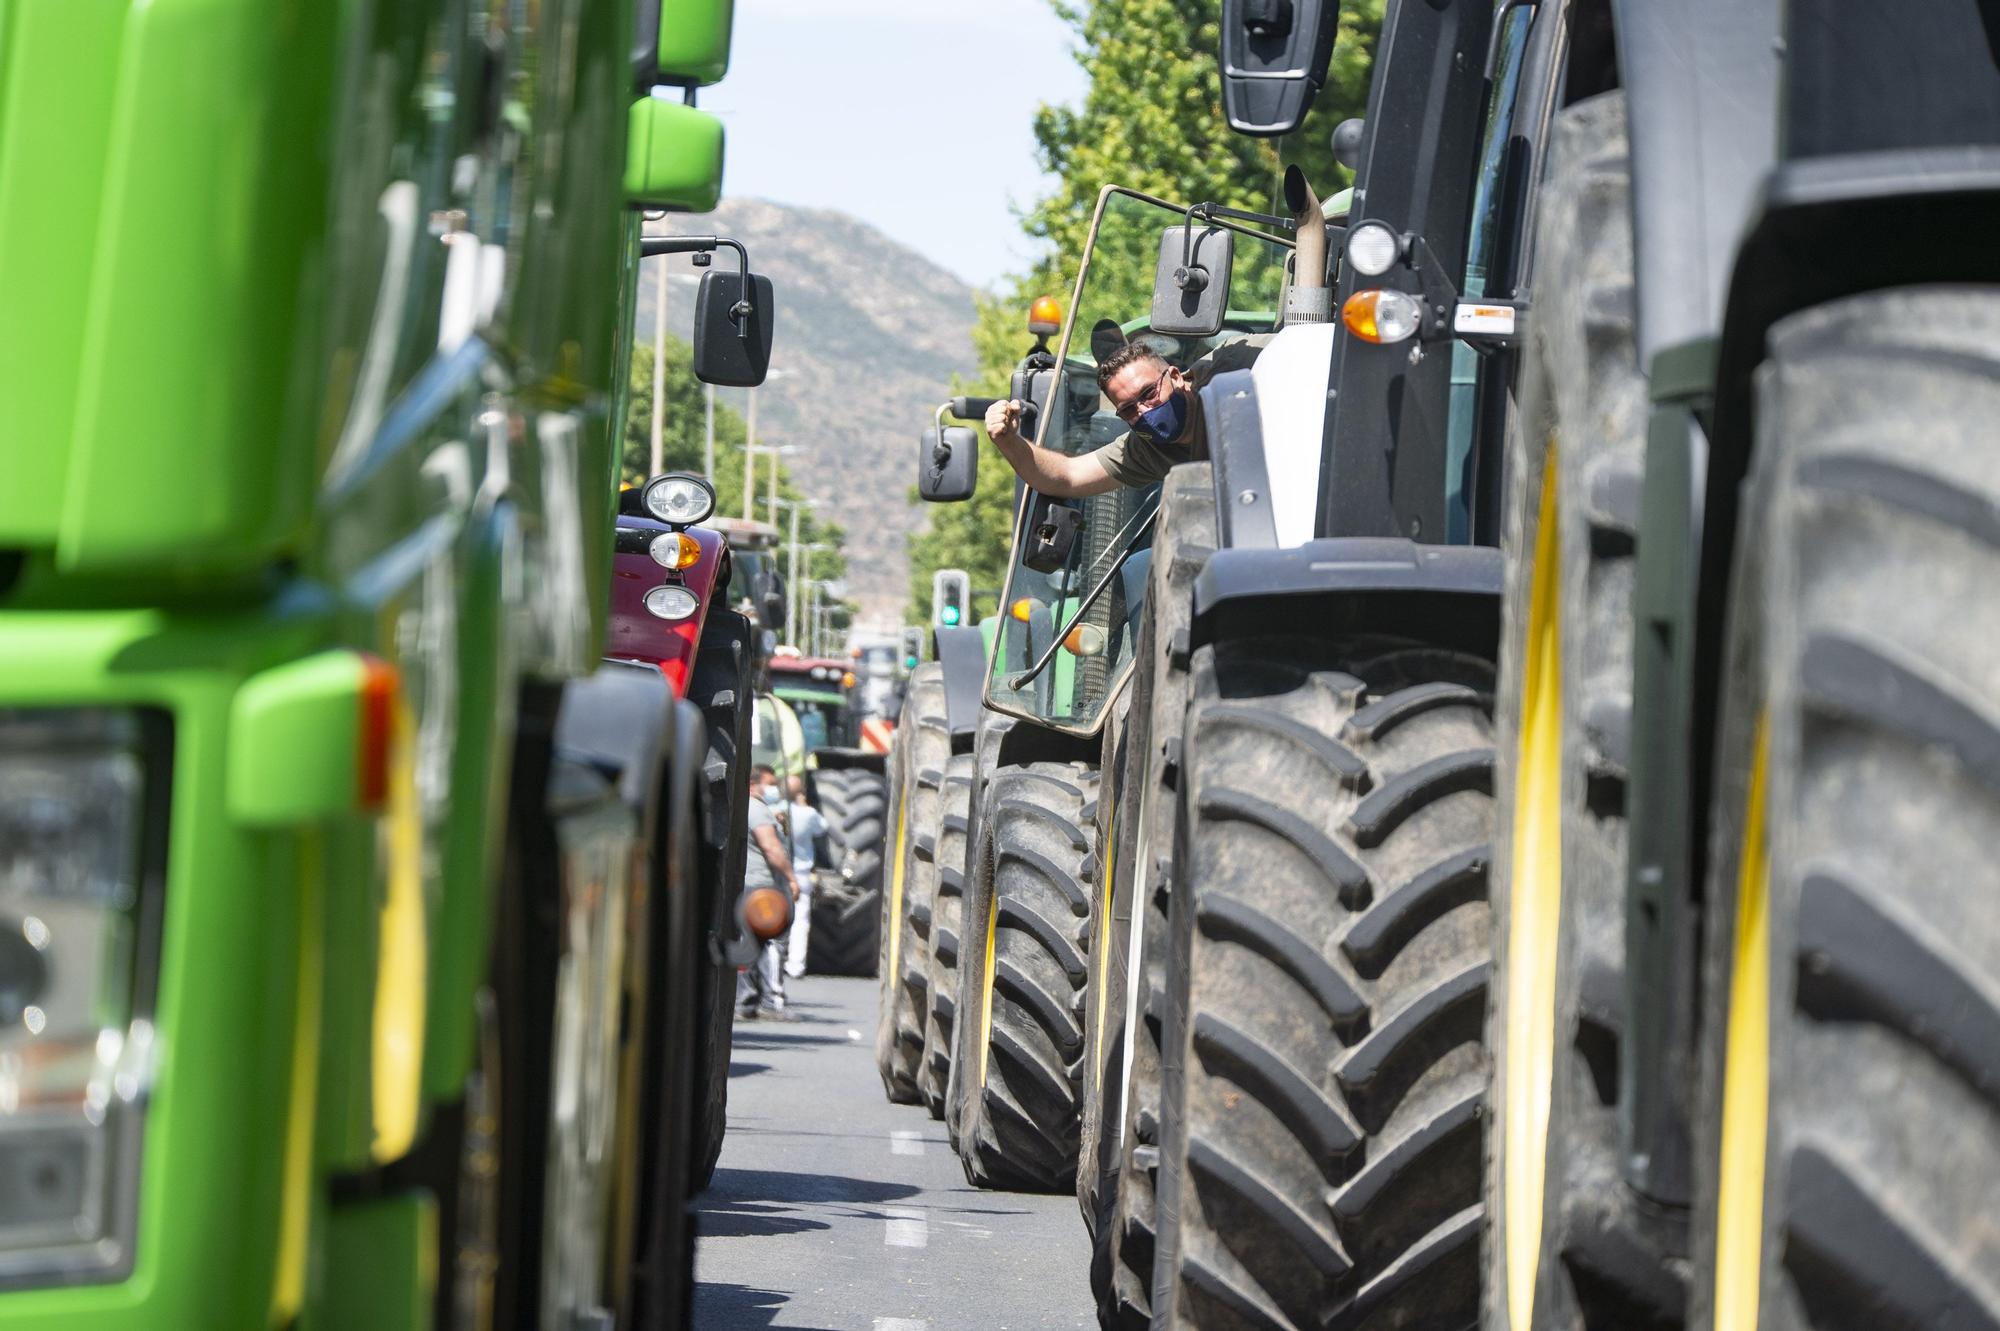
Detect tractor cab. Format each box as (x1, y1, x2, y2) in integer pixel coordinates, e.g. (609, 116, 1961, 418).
(984, 187, 1302, 735)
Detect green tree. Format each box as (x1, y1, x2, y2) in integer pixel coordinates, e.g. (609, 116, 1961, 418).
(906, 0, 1382, 616)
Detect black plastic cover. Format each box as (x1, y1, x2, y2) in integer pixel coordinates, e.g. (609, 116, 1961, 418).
(1220, 0, 1340, 135)
(693, 269, 775, 387)
(1023, 499, 1083, 574)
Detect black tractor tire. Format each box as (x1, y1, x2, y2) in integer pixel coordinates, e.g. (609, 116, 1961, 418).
(808, 766, 889, 976)
(1688, 288, 2000, 1331)
(950, 760, 1102, 1192)
(1484, 92, 1686, 1331)
(688, 612, 755, 1192)
(919, 752, 978, 1116)
(877, 664, 947, 1103)
(1151, 636, 1496, 1331)
(1080, 463, 1215, 1330)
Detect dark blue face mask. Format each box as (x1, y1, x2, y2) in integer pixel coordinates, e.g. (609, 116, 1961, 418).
(1133, 388, 1189, 443)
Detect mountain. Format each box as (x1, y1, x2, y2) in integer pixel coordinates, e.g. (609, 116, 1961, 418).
(637, 199, 979, 628)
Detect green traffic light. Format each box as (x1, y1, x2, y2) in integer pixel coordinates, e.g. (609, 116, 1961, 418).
(904, 654, 919, 669)
(940, 605, 961, 626)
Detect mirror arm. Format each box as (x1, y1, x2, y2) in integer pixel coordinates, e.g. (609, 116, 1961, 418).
(1005, 506, 1159, 692)
(641, 234, 757, 339)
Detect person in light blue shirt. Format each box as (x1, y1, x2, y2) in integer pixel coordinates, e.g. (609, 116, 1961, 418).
(783, 775, 829, 978)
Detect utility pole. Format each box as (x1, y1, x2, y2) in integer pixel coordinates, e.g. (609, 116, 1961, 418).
(766, 442, 781, 528)
(649, 252, 668, 477)
(785, 502, 804, 648)
(741, 389, 756, 519)
(703, 382, 715, 482)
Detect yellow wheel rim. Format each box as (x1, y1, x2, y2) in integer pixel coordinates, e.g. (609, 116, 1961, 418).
(1092, 803, 1117, 1065)
(1504, 448, 1564, 1331)
(1714, 714, 1772, 1331)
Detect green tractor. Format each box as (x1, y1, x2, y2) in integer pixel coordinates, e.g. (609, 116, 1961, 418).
(0, 2, 771, 1328)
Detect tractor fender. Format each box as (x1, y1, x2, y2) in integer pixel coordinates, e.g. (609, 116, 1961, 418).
(1190, 536, 1501, 662)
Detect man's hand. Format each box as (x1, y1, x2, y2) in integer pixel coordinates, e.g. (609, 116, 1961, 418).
(984, 398, 1026, 446)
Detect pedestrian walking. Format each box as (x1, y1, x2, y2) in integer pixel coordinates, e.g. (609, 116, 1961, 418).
(736, 764, 803, 1020)
(783, 774, 828, 977)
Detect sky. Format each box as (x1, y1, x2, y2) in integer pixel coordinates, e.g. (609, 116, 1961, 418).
(696, 0, 1090, 289)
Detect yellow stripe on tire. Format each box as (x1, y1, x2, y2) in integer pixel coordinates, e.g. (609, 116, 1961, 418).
(1504, 449, 1563, 1331)
(1714, 715, 1772, 1331)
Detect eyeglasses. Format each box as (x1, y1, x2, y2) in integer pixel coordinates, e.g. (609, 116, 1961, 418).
(1113, 370, 1173, 424)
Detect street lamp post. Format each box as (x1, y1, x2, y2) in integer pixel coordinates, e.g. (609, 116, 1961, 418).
(650, 256, 668, 477)
(703, 382, 715, 482)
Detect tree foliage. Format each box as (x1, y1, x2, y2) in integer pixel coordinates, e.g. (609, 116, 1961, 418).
(905, 0, 1382, 618)
(624, 337, 851, 593)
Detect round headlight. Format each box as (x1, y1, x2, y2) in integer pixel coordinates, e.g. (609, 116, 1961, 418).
(1345, 222, 1402, 277)
(650, 531, 702, 569)
(643, 474, 715, 526)
(643, 585, 701, 621)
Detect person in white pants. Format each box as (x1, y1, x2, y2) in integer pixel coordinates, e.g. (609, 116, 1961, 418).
(783, 774, 828, 978)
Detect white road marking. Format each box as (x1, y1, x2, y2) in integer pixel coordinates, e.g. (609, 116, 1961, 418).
(884, 1207, 928, 1248)
(890, 1130, 925, 1156)
(873, 1320, 928, 1330)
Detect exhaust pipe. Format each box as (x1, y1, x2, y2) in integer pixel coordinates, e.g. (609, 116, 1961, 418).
(1282, 165, 1332, 325)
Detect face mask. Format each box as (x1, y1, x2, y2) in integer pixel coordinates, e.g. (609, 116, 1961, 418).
(760, 786, 784, 807)
(1134, 387, 1189, 443)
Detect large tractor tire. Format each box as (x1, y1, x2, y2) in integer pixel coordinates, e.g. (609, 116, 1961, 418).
(1151, 637, 1496, 1331)
(1080, 463, 1215, 1329)
(687, 612, 755, 1191)
(950, 760, 1102, 1191)
(876, 664, 947, 1103)
(1484, 93, 1685, 1331)
(1078, 687, 1130, 1231)
(808, 765, 889, 976)
(1688, 289, 2000, 1330)
(918, 752, 978, 1116)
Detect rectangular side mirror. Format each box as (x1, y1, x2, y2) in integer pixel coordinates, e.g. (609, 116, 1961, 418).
(625, 98, 724, 212)
(1220, 0, 1339, 135)
(693, 269, 775, 386)
(635, 0, 735, 88)
(1152, 224, 1233, 337)
(918, 426, 979, 503)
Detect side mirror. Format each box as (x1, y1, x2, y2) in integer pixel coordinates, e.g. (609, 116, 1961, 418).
(1220, 0, 1340, 135)
(693, 267, 775, 386)
(918, 425, 979, 503)
(1152, 223, 1233, 337)
(634, 0, 735, 89)
(624, 97, 723, 212)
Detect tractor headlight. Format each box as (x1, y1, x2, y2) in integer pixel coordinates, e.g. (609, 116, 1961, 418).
(642, 474, 716, 526)
(0, 708, 164, 1289)
(649, 531, 702, 570)
(1345, 221, 1402, 277)
(643, 585, 701, 621)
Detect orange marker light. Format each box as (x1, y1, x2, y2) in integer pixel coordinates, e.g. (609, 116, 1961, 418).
(651, 531, 702, 569)
(842, 671, 858, 688)
(1029, 295, 1063, 330)
(1010, 598, 1035, 622)
(1341, 288, 1423, 345)
(1062, 624, 1107, 657)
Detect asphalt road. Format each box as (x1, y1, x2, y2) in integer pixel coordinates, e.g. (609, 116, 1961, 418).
(693, 975, 1096, 1331)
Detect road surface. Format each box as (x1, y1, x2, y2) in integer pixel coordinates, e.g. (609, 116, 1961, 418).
(692, 975, 1096, 1330)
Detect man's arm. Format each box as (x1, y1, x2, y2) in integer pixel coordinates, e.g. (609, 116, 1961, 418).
(751, 824, 800, 898)
(984, 400, 1121, 498)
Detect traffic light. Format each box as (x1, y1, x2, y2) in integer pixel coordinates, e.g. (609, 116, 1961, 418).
(899, 626, 925, 673)
(931, 568, 971, 630)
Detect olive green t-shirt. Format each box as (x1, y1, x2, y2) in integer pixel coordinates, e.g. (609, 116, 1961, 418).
(1092, 337, 1268, 487)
